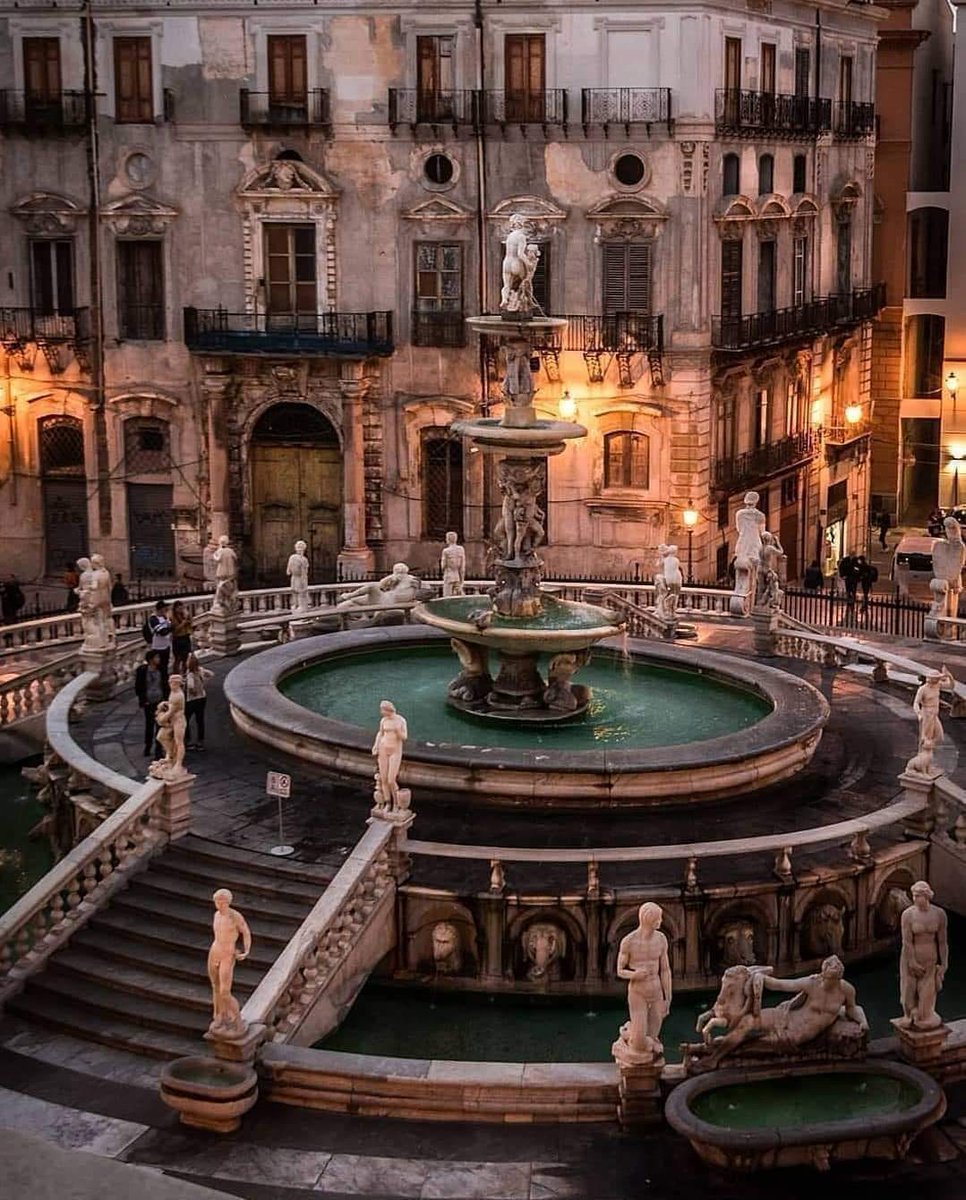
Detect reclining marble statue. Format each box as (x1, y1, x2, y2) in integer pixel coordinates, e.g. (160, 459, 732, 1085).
(337, 562, 429, 612)
(206, 887, 252, 1039)
(688, 955, 868, 1070)
(612, 902, 672, 1066)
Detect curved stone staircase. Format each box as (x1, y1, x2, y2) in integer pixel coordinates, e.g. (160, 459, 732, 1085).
(6, 835, 333, 1059)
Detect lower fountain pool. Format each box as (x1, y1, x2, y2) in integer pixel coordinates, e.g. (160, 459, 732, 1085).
(689, 1072, 921, 1129)
(280, 644, 770, 751)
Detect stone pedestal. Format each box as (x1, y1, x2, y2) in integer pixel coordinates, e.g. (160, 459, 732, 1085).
(209, 610, 240, 656)
(206, 1021, 265, 1064)
(337, 546, 375, 579)
(80, 644, 117, 701)
(157, 772, 195, 839)
(898, 769, 941, 838)
(891, 1018, 950, 1065)
(488, 651, 546, 710)
(613, 1056, 665, 1128)
(289, 617, 318, 640)
(751, 607, 776, 657)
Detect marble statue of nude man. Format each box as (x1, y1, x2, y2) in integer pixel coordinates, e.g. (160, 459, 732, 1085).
(613, 902, 672, 1064)
(207, 888, 252, 1036)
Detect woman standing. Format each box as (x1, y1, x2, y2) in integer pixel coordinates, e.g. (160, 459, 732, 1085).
(184, 653, 213, 750)
(171, 601, 193, 674)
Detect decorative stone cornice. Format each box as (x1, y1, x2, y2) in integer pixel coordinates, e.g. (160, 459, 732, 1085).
(12, 191, 85, 234)
(488, 195, 567, 241)
(100, 193, 178, 236)
(586, 194, 668, 243)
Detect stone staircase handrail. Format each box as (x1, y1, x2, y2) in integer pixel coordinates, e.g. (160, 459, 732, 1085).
(0, 648, 86, 726)
(240, 819, 395, 1043)
(45, 671, 142, 799)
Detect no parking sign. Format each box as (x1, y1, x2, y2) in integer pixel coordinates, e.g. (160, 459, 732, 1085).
(266, 771, 294, 855)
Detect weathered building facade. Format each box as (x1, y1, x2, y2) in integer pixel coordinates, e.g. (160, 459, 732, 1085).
(0, 0, 883, 589)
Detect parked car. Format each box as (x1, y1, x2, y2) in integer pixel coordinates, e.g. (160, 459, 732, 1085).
(891, 534, 935, 599)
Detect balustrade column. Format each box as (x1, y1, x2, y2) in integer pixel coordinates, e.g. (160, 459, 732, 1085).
(337, 366, 374, 577)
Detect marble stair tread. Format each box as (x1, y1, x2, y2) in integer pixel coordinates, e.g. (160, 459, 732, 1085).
(16, 971, 213, 1036)
(169, 835, 333, 887)
(47, 949, 252, 1011)
(109, 891, 297, 945)
(92, 908, 283, 969)
(4, 992, 202, 1060)
(70, 927, 264, 990)
(134, 870, 314, 923)
(153, 852, 328, 907)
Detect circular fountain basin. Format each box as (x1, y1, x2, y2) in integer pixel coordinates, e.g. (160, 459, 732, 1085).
(413, 593, 623, 653)
(665, 1062, 945, 1171)
(224, 626, 828, 807)
(450, 416, 588, 457)
(159, 1055, 258, 1133)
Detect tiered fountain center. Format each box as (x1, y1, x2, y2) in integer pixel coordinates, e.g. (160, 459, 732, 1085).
(413, 221, 624, 722)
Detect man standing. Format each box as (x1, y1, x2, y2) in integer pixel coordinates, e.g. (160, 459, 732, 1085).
(877, 510, 891, 551)
(135, 649, 169, 758)
(146, 599, 173, 673)
(1, 575, 25, 624)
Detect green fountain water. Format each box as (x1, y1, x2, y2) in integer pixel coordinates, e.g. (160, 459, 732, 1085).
(690, 1073, 921, 1128)
(281, 644, 770, 751)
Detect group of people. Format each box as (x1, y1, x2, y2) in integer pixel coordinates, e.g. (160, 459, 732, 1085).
(136, 598, 212, 756)
(800, 553, 879, 604)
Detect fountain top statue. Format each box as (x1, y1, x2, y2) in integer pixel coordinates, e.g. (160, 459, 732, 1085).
(500, 215, 541, 316)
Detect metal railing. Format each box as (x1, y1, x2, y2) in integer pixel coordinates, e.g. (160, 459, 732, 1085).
(834, 100, 876, 138)
(713, 429, 818, 493)
(410, 309, 466, 348)
(528, 312, 663, 354)
(715, 89, 831, 137)
(183, 307, 394, 357)
(119, 302, 165, 342)
(580, 88, 672, 132)
(783, 587, 927, 640)
(0, 89, 87, 130)
(0, 307, 86, 345)
(712, 285, 886, 351)
(239, 89, 330, 130)
(479, 89, 568, 126)
(388, 89, 478, 130)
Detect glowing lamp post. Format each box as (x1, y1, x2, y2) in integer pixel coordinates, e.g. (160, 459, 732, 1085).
(682, 501, 699, 585)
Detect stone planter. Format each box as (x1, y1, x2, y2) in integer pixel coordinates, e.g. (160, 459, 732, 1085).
(160, 1055, 258, 1133)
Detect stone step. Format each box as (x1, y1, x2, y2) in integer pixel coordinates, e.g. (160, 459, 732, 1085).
(70, 926, 265, 991)
(110, 890, 297, 946)
(21, 970, 212, 1037)
(50, 947, 253, 1012)
(159, 845, 327, 906)
(138, 867, 314, 923)
(92, 907, 283, 969)
(4, 990, 201, 1061)
(170, 835, 333, 890)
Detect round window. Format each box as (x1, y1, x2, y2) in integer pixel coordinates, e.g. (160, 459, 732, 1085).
(424, 153, 455, 186)
(613, 153, 647, 188)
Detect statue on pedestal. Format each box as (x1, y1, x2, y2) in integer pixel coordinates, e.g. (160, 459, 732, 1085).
(440, 532, 466, 597)
(612, 902, 672, 1066)
(76, 557, 108, 651)
(371, 699, 408, 810)
(149, 674, 188, 781)
(905, 666, 955, 775)
(499, 214, 541, 315)
(731, 492, 766, 616)
(930, 517, 966, 619)
(493, 460, 545, 564)
(207, 888, 252, 1038)
(90, 555, 116, 647)
(287, 540, 311, 614)
(654, 545, 683, 623)
(898, 881, 948, 1031)
(212, 536, 239, 616)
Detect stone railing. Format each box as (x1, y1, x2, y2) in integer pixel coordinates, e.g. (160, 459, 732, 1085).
(583, 589, 674, 639)
(927, 613, 966, 642)
(0, 650, 86, 726)
(234, 820, 396, 1049)
(0, 670, 173, 1003)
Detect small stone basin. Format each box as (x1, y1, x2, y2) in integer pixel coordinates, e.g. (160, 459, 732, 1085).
(413, 593, 623, 653)
(665, 1062, 945, 1172)
(160, 1055, 258, 1134)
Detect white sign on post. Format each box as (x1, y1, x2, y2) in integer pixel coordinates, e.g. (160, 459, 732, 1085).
(266, 771, 294, 856)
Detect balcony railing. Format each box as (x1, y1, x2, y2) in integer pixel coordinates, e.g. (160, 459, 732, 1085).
(581, 88, 672, 133)
(713, 429, 819, 493)
(411, 310, 466, 348)
(824, 419, 872, 446)
(119, 304, 165, 342)
(715, 89, 831, 137)
(834, 101, 875, 138)
(183, 308, 393, 357)
(0, 90, 87, 131)
(479, 90, 568, 128)
(528, 312, 663, 354)
(239, 89, 330, 131)
(0, 307, 85, 345)
(388, 90, 478, 131)
(712, 284, 886, 351)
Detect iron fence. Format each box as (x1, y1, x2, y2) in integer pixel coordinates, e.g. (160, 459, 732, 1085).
(239, 89, 330, 130)
(388, 89, 478, 129)
(580, 88, 672, 132)
(783, 586, 927, 639)
(715, 89, 831, 137)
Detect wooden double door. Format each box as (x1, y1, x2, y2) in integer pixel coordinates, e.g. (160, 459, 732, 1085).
(251, 441, 342, 583)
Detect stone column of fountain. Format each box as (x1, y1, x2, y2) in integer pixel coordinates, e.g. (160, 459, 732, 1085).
(413, 215, 624, 723)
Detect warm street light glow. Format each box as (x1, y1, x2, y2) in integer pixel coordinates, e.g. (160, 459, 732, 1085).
(682, 501, 699, 528)
(844, 402, 862, 425)
(947, 371, 959, 399)
(558, 390, 577, 420)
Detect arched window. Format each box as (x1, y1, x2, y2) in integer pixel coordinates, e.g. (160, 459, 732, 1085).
(40, 414, 85, 477)
(723, 153, 740, 197)
(39, 414, 88, 574)
(758, 153, 774, 196)
(604, 431, 649, 489)
(421, 428, 463, 539)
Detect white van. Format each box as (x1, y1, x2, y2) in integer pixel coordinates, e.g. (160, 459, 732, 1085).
(891, 535, 934, 599)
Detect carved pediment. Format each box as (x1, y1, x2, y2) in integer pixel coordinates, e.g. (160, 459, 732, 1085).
(488, 194, 567, 239)
(831, 179, 862, 224)
(238, 159, 339, 200)
(12, 191, 85, 234)
(100, 193, 178, 236)
(587, 194, 667, 242)
(757, 194, 791, 220)
(714, 196, 755, 223)
(403, 196, 473, 224)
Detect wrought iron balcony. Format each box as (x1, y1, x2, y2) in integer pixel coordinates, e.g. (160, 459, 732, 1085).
(834, 101, 875, 138)
(715, 89, 831, 138)
(713, 285, 886, 351)
(0, 90, 87, 132)
(824, 418, 872, 446)
(183, 308, 393, 357)
(581, 88, 672, 134)
(239, 89, 330, 131)
(529, 312, 663, 354)
(713, 429, 819, 493)
(0, 307, 90, 372)
(410, 310, 466, 348)
(388, 90, 477, 131)
(479, 90, 568, 129)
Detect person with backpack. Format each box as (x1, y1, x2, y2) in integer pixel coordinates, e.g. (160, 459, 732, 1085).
(134, 649, 169, 758)
(142, 599, 173, 673)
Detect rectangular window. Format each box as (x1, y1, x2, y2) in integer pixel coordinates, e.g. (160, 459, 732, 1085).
(604, 431, 649, 489)
(265, 224, 317, 327)
(754, 388, 770, 449)
(602, 242, 651, 315)
(505, 33, 545, 121)
(417, 34, 454, 122)
(423, 431, 463, 539)
(413, 242, 463, 347)
(839, 55, 853, 106)
(780, 474, 799, 507)
(23, 37, 61, 106)
(793, 153, 807, 194)
(724, 37, 742, 91)
(268, 35, 307, 111)
(116, 240, 164, 340)
(793, 236, 808, 305)
(114, 36, 153, 123)
(716, 397, 736, 462)
(30, 240, 73, 315)
(757, 240, 775, 312)
(794, 48, 811, 97)
(720, 240, 743, 318)
(760, 43, 776, 94)
(836, 221, 852, 295)
(785, 382, 797, 436)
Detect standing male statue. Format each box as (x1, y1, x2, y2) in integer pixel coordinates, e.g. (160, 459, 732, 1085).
(207, 888, 252, 1037)
(613, 902, 672, 1065)
(287, 540, 311, 613)
(906, 666, 955, 775)
(930, 516, 966, 620)
(730, 492, 766, 616)
(212, 535, 239, 615)
(440, 531, 466, 597)
(89, 554, 116, 647)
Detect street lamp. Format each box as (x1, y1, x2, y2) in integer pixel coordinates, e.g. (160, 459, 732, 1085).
(947, 372, 959, 411)
(682, 500, 699, 585)
(844, 402, 863, 426)
(558, 389, 577, 421)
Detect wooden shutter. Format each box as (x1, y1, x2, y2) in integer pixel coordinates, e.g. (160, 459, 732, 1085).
(839, 56, 853, 106)
(268, 36, 307, 104)
(117, 241, 163, 338)
(725, 38, 742, 92)
(265, 225, 316, 320)
(23, 38, 61, 103)
(505, 34, 544, 120)
(115, 37, 153, 122)
(761, 44, 775, 94)
(31, 240, 73, 314)
(721, 240, 743, 318)
(757, 240, 775, 312)
(602, 243, 652, 315)
(795, 49, 810, 98)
